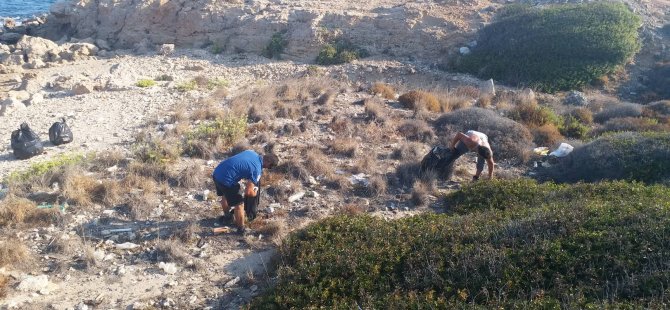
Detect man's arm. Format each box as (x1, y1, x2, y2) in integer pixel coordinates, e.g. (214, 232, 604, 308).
(487, 157, 495, 179)
(450, 132, 468, 149)
(244, 180, 258, 197)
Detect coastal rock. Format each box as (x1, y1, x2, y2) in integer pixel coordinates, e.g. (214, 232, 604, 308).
(16, 35, 59, 63)
(563, 91, 589, 106)
(158, 44, 175, 56)
(0, 32, 22, 44)
(72, 82, 94, 95)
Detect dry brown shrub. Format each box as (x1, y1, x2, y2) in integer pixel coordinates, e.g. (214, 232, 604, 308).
(316, 91, 337, 105)
(155, 239, 190, 263)
(392, 142, 426, 161)
(211, 86, 229, 99)
(330, 138, 358, 157)
(359, 175, 387, 198)
(122, 173, 158, 193)
(0, 239, 34, 270)
(177, 162, 206, 188)
(275, 102, 301, 120)
(176, 221, 202, 244)
(249, 219, 286, 241)
(0, 197, 36, 227)
(352, 151, 374, 174)
(93, 150, 126, 169)
(278, 159, 310, 183)
(326, 174, 352, 191)
(398, 90, 440, 112)
(532, 124, 564, 147)
(82, 244, 98, 269)
(63, 172, 98, 206)
(410, 181, 430, 207)
(46, 233, 82, 256)
(397, 120, 435, 143)
(329, 116, 351, 135)
(169, 105, 188, 124)
(453, 85, 481, 98)
(0, 274, 8, 299)
(127, 191, 159, 220)
(338, 204, 365, 216)
(304, 149, 333, 177)
(127, 161, 175, 183)
(370, 82, 396, 99)
(90, 180, 122, 206)
(191, 102, 226, 121)
(263, 171, 284, 187)
(509, 101, 555, 128)
(364, 97, 388, 123)
(568, 107, 594, 125)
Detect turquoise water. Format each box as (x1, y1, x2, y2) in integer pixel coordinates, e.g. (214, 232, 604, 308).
(0, 0, 57, 19)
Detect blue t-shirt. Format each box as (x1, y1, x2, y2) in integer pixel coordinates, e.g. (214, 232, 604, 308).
(212, 150, 263, 187)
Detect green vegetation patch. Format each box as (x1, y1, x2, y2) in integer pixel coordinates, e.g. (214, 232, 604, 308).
(6, 153, 90, 183)
(263, 32, 288, 59)
(135, 79, 156, 88)
(253, 180, 670, 309)
(539, 132, 670, 183)
(456, 3, 641, 92)
(316, 40, 369, 65)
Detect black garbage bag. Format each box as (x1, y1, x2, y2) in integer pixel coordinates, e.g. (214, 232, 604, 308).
(244, 181, 261, 221)
(420, 146, 456, 180)
(11, 122, 44, 160)
(48, 118, 73, 145)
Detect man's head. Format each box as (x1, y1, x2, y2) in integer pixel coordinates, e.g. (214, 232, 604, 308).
(262, 153, 279, 169)
(477, 145, 492, 160)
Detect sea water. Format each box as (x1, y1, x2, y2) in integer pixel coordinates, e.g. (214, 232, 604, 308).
(0, 0, 57, 20)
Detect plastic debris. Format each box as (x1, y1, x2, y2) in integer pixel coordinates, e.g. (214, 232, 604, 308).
(115, 242, 139, 250)
(288, 191, 305, 203)
(349, 173, 369, 186)
(37, 203, 68, 214)
(549, 143, 574, 158)
(533, 147, 549, 156)
(159, 262, 178, 274)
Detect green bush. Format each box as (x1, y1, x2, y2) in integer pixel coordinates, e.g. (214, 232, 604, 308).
(316, 40, 369, 65)
(456, 3, 641, 92)
(182, 114, 247, 158)
(559, 115, 590, 139)
(135, 79, 156, 88)
(538, 131, 670, 183)
(176, 80, 197, 92)
(263, 32, 287, 59)
(252, 180, 670, 309)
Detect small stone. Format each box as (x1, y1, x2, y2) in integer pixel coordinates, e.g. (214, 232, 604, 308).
(158, 262, 178, 275)
(224, 276, 240, 288)
(250, 285, 258, 292)
(459, 46, 471, 55)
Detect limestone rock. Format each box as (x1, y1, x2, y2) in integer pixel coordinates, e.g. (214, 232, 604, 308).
(0, 97, 27, 116)
(72, 82, 94, 95)
(158, 44, 175, 56)
(16, 35, 59, 63)
(563, 91, 589, 106)
(28, 92, 45, 106)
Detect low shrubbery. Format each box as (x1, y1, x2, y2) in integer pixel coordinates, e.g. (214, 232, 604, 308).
(434, 108, 533, 162)
(538, 131, 670, 183)
(455, 3, 641, 92)
(369, 83, 395, 99)
(263, 32, 287, 59)
(316, 40, 369, 65)
(252, 180, 670, 308)
(593, 102, 643, 123)
(136, 79, 156, 88)
(398, 90, 441, 112)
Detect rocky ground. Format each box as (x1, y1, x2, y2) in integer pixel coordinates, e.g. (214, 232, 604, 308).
(0, 0, 668, 309)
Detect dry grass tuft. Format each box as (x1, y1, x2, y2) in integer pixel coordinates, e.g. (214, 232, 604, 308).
(330, 138, 358, 157)
(567, 107, 594, 125)
(126, 191, 159, 220)
(90, 180, 123, 206)
(46, 234, 82, 256)
(304, 149, 333, 177)
(394, 161, 421, 188)
(177, 162, 206, 188)
(249, 219, 286, 241)
(352, 151, 374, 174)
(176, 221, 202, 244)
(62, 171, 98, 207)
(0, 239, 34, 270)
(122, 173, 158, 193)
(410, 181, 430, 207)
(398, 90, 440, 112)
(370, 82, 396, 99)
(392, 142, 426, 161)
(316, 91, 337, 105)
(191, 102, 226, 121)
(397, 120, 435, 142)
(155, 239, 190, 263)
(364, 175, 388, 198)
(329, 116, 351, 135)
(0, 274, 8, 299)
(532, 124, 564, 147)
(338, 204, 366, 216)
(127, 161, 175, 183)
(275, 102, 301, 120)
(364, 98, 388, 123)
(93, 150, 126, 170)
(82, 244, 98, 269)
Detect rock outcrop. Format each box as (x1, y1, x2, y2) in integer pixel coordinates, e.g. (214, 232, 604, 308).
(33, 0, 484, 63)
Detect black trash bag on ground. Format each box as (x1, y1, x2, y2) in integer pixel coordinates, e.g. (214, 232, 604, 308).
(244, 181, 261, 221)
(11, 122, 44, 160)
(420, 146, 456, 180)
(48, 118, 73, 145)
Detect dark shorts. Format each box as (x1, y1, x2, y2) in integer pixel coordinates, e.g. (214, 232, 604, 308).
(214, 179, 244, 206)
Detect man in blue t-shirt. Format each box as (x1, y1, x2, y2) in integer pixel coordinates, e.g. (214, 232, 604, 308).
(212, 150, 279, 230)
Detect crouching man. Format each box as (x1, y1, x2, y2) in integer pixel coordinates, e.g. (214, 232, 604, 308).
(212, 150, 279, 231)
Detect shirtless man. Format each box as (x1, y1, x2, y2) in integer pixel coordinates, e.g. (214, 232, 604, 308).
(447, 130, 495, 180)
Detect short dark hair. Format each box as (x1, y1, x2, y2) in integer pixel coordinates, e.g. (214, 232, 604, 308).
(477, 145, 492, 160)
(263, 154, 279, 168)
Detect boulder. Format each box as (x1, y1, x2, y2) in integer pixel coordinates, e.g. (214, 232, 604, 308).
(158, 44, 175, 56)
(26, 59, 47, 69)
(16, 35, 59, 63)
(563, 90, 589, 106)
(0, 97, 27, 116)
(96, 39, 111, 50)
(27, 92, 45, 105)
(3, 53, 24, 66)
(3, 18, 16, 29)
(72, 82, 94, 95)
(0, 32, 22, 44)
